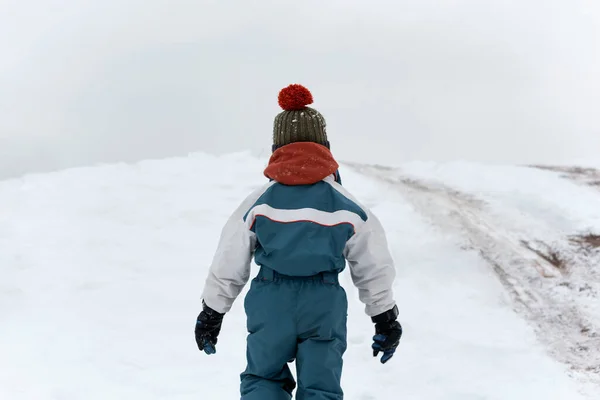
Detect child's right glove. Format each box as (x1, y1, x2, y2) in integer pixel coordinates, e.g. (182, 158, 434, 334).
(371, 305, 402, 364)
(195, 301, 224, 355)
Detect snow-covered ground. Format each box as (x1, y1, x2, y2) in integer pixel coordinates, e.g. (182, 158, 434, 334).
(1, 152, 599, 399)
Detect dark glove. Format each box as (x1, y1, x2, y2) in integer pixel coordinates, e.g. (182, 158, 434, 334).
(195, 301, 224, 355)
(371, 305, 402, 364)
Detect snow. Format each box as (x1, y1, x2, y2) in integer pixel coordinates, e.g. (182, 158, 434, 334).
(1, 152, 599, 399)
(398, 160, 600, 233)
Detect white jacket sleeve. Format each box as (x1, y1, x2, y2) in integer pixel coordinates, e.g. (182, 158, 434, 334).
(201, 183, 272, 314)
(344, 210, 397, 317)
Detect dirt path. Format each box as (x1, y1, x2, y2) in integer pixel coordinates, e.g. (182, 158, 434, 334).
(347, 162, 600, 388)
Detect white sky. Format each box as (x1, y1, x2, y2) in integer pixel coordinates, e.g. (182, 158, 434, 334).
(1, 0, 599, 179)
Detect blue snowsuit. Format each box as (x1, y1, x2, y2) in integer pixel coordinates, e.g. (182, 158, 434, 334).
(201, 142, 397, 399)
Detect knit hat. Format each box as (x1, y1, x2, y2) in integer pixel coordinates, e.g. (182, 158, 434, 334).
(272, 84, 329, 150)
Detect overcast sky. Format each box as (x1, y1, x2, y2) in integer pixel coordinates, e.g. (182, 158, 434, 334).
(0, 0, 599, 179)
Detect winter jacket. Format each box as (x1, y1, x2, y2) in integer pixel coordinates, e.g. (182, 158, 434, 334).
(201, 142, 396, 317)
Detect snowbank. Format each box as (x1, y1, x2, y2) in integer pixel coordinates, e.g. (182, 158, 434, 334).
(1, 153, 598, 399)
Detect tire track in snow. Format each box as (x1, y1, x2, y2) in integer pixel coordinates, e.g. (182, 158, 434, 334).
(530, 165, 600, 190)
(346, 162, 600, 388)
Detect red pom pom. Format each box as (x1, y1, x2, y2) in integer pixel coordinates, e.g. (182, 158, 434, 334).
(278, 84, 313, 111)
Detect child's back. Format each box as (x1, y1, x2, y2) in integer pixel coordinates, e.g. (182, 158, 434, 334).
(195, 85, 402, 400)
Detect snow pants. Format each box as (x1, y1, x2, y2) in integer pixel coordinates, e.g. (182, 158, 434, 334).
(240, 266, 348, 400)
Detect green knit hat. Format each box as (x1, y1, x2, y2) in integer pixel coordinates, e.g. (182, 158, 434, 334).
(273, 84, 329, 150)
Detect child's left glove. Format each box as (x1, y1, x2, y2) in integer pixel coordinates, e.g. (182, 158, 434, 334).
(195, 301, 224, 355)
(371, 305, 402, 364)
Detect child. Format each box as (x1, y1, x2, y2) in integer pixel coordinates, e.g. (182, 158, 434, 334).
(195, 84, 402, 400)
